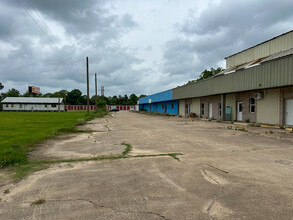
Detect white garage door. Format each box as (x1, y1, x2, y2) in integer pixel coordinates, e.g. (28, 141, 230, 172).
(286, 99, 293, 125)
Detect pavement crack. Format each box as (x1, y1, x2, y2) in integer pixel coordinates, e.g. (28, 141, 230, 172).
(206, 200, 216, 220)
(50, 198, 169, 219)
(202, 169, 221, 185)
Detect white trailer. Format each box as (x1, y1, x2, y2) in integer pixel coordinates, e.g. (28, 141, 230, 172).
(1, 97, 65, 112)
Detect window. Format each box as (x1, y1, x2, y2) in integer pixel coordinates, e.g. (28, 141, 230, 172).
(52, 104, 57, 108)
(201, 103, 204, 115)
(162, 104, 164, 109)
(171, 104, 174, 110)
(45, 104, 47, 108)
(6, 104, 9, 107)
(19, 104, 22, 108)
(218, 103, 222, 117)
(11, 104, 14, 107)
(250, 98, 255, 113)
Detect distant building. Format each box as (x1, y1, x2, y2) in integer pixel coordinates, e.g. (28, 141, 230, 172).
(173, 30, 293, 126)
(2, 97, 64, 112)
(140, 30, 293, 126)
(139, 89, 179, 115)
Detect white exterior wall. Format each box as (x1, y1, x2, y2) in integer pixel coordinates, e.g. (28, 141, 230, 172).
(2, 103, 64, 111)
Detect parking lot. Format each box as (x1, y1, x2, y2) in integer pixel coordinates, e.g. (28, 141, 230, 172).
(1, 111, 293, 219)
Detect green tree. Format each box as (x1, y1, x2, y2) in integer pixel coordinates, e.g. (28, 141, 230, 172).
(67, 89, 82, 105)
(187, 67, 225, 84)
(139, 94, 147, 99)
(1, 88, 20, 99)
(0, 82, 3, 90)
(122, 94, 129, 105)
(109, 96, 118, 105)
(42, 93, 53, 98)
(129, 94, 138, 105)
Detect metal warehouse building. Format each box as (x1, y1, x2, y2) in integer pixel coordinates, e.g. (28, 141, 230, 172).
(173, 30, 293, 126)
(2, 97, 65, 112)
(139, 89, 179, 115)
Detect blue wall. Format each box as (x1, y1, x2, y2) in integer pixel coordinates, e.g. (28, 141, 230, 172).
(139, 89, 178, 115)
(139, 100, 179, 115)
(139, 89, 173, 104)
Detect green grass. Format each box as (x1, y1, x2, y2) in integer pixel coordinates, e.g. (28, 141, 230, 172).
(0, 109, 108, 167)
(121, 142, 133, 157)
(12, 142, 183, 179)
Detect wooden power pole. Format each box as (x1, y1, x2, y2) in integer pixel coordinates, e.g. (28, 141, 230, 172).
(95, 73, 97, 111)
(86, 57, 90, 114)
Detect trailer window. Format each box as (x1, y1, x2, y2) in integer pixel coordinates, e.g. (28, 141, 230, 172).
(52, 104, 57, 108)
(19, 104, 22, 108)
(6, 104, 9, 107)
(11, 104, 14, 107)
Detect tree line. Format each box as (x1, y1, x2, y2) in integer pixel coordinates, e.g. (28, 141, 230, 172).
(0, 84, 146, 106)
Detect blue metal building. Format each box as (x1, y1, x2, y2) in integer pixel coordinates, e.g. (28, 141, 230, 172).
(139, 89, 178, 115)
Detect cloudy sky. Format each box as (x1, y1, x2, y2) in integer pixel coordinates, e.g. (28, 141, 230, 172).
(0, 0, 293, 96)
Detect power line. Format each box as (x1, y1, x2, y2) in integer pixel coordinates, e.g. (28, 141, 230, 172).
(17, 0, 78, 67)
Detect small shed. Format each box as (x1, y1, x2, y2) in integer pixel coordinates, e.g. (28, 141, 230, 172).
(1, 97, 64, 112)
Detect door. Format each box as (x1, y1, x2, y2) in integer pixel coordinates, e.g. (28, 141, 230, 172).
(164, 105, 167, 113)
(208, 103, 213, 118)
(237, 102, 243, 121)
(286, 99, 293, 125)
(185, 104, 189, 115)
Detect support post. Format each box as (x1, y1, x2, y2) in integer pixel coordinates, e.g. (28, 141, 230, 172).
(95, 73, 97, 111)
(86, 57, 90, 114)
(221, 94, 226, 121)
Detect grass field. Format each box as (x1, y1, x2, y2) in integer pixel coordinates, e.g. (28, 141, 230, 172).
(0, 110, 107, 167)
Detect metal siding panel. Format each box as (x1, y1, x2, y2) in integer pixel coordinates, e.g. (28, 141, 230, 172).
(173, 55, 293, 99)
(226, 31, 293, 68)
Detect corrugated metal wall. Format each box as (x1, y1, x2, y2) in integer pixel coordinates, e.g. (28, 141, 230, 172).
(173, 55, 293, 100)
(139, 100, 179, 115)
(226, 31, 293, 68)
(139, 89, 173, 104)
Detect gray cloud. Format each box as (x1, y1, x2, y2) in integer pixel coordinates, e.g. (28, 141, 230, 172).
(163, 0, 293, 79)
(0, 0, 143, 96)
(0, 0, 293, 97)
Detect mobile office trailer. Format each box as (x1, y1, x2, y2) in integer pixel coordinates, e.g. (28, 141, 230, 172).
(2, 97, 64, 112)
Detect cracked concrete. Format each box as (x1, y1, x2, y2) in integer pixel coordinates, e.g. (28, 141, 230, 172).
(1, 111, 293, 219)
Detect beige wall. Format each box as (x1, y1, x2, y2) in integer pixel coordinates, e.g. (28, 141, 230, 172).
(191, 98, 200, 116)
(226, 31, 293, 68)
(179, 100, 185, 116)
(257, 89, 280, 124)
(226, 93, 236, 121)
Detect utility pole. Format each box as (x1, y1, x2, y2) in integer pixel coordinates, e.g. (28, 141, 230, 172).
(101, 86, 104, 100)
(86, 57, 89, 114)
(95, 73, 97, 111)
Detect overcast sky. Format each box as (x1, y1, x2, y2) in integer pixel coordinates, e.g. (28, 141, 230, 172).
(0, 0, 293, 96)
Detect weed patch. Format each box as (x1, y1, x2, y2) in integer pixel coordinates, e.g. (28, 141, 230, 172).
(239, 127, 248, 132)
(121, 142, 132, 157)
(31, 199, 46, 205)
